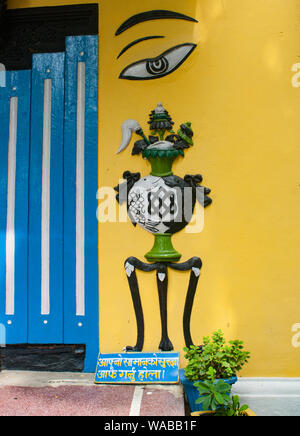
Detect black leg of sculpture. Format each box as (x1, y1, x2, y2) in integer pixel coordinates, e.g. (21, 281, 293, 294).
(124, 257, 160, 352)
(169, 257, 202, 348)
(124, 260, 145, 352)
(182, 269, 200, 347)
(156, 266, 174, 351)
(124, 256, 202, 352)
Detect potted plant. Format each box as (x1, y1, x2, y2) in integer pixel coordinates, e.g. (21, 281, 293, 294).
(180, 330, 250, 413)
(190, 373, 255, 416)
(213, 395, 255, 416)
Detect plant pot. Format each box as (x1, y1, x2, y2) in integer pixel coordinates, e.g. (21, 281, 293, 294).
(191, 409, 256, 417)
(179, 369, 238, 413)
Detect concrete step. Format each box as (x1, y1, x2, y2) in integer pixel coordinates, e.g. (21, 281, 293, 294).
(232, 377, 300, 417)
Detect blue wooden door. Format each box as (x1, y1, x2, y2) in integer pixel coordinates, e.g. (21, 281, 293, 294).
(63, 36, 99, 372)
(0, 36, 99, 372)
(28, 52, 65, 344)
(0, 71, 31, 343)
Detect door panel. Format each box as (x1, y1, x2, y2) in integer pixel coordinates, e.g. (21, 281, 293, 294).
(0, 71, 31, 343)
(0, 36, 99, 369)
(28, 53, 65, 343)
(64, 36, 99, 371)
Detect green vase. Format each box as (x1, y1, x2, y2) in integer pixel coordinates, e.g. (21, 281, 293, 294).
(145, 233, 182, 262)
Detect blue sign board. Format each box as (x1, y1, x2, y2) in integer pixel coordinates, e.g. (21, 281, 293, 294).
(94, 352, 179, 384)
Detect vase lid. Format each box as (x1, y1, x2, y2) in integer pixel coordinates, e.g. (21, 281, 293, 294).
(147, 140, 174, 150)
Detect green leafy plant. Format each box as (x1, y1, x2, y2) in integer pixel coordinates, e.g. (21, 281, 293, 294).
(184, 330, 250, 381)
(215, 395, 249, 416)
(194, 368, 249, 416)
(194, 367, 231, 411)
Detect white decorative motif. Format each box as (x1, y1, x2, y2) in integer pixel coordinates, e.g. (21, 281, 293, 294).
(192, 267, 200, 277)
(147, 140, 174, 150)
(117, 119, 142, 154)
(155, 222, 170, 234)
(155, 102, 165, 113)
(125, 262, 135, 277)
(158, 273, 166, 282)
(128, 176, 179, 235)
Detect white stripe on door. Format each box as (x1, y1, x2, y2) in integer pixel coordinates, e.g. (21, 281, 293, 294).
(41, 79, 52, 315)
(5, 96, 18, 315)
(76, 62, 86, 316)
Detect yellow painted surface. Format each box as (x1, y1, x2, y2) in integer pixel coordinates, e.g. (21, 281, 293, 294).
(8, 0, 300, 376)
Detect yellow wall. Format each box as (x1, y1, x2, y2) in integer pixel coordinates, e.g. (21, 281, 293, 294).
(9, 0, 300, 377)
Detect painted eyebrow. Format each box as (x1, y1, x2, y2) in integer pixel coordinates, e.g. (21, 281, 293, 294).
(115, 10, 198, 36)
(117, 36, 165, 59)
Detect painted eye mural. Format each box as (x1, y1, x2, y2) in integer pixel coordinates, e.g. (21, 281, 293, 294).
(116, 10, 198, 81)
(119, 44, 197, 81)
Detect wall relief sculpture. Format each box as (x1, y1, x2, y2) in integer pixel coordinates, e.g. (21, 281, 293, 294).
(115, 103, 212, 352)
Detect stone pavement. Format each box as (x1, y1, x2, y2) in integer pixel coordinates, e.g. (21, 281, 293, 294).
(0, 371, 185, 416)
(0, 371, 299, 416)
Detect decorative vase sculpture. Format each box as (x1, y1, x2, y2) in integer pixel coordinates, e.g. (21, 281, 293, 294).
(115, 103, 212, 263)
(115, 103, 212, 352)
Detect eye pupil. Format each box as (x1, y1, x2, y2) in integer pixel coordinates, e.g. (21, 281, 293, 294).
(146, 57, 169, 75)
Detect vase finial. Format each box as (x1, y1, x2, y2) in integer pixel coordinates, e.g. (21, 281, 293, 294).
(155, 102, 165, 113)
